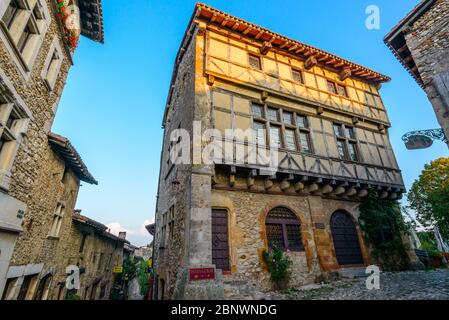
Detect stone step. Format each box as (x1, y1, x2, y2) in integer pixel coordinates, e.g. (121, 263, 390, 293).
(338, 267, 367, 279)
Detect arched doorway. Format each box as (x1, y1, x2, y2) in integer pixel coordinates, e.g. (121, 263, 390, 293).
(330, 210, 363, 266)
(265, 207, 303, 251)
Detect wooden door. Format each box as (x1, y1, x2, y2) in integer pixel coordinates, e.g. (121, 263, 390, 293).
(331, 211, 363, 266)
(212, 209, 230, 271)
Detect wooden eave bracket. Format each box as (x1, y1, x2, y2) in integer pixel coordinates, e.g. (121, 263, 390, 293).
(304, 56, 317, 70)
(339, 68, 352, 81)
(260, 41, 272, 55)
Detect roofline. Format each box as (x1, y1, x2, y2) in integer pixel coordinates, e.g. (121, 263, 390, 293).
(384, 0, 435, 42)
(48, 132, 98, 185)
(383, 0, 435, 88)
(72, 213, 130, 244)
(162, 2, 392, 127)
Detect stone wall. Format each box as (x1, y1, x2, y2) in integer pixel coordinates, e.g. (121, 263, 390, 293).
(405, 0, 449, 142)
(55, 222, 124, 300)
(211, 174, 372, 291)
(153, 24, 197, 299)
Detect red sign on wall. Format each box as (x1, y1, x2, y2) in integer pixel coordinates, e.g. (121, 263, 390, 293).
(189, 268, 215, 281)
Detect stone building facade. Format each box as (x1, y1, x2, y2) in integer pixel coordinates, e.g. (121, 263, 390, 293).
(67, 213, 127, 300)
(0, 0, 105, 299)
(152, 3, 421, 300)
(384, 0, 449, 146)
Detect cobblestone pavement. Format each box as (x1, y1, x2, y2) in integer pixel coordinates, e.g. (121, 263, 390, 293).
(275, 270, 449, 300)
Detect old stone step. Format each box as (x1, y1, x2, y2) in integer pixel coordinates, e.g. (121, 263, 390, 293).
(338, 267, 368, 279)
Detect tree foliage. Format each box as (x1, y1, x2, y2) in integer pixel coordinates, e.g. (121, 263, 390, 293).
(358, 189, 409, 270)
(408, 157, 449, 239)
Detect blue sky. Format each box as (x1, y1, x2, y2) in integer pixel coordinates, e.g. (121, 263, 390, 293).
(52, 0, 447, 246)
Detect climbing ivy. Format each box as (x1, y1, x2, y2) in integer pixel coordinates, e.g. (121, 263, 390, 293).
(262, 248, 292, 290)
(358, 189, 409, 271)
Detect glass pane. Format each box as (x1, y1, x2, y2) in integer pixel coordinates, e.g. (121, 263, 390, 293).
(249, 54, 261, 69)
(269, 126, 281, 148)
(266, 224, 285, 250)
(251, 103, 264, 118)
(283, 112, 293, 125)
(2, 0, 19, 28)
(286, 224, 303, 251)
(333, 124, 343, 137)
(327, 81, 336, 94)
(348, 142, 358, 161)
(252, 122, 266, 145)
(345, 126, 355, 139)
(299, 132, 311, 153)
(337, 84, 347, 97)
(285, 129, 296, 151)
(292, 69, 303, 83)
(336, 140, 347, 160)
(296, 115, 307, 128)
(267, 108, 279, 122)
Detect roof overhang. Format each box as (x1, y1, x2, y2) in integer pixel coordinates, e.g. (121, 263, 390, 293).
(78, 0, 105, 43)
(48, 132, 98, 185)
(384, 0, 436, 88)
(73, 213, 130, 244)
(162, 2, 392, 127)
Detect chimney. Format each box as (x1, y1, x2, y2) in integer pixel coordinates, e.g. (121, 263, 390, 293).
(118, 231, 127, 240)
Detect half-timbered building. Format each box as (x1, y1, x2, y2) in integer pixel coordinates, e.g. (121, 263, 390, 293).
(152, 3, 417, 300)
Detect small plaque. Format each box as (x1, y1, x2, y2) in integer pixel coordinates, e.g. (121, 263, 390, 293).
(189, 268, 215, 281)
(315, 223, 325, 229)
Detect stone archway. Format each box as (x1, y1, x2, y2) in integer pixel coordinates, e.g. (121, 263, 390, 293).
(330, 210, 364, 266)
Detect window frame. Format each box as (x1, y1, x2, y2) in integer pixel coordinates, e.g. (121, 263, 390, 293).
(48, 202, 65, 238)
(41, 37, 64, 91)
(248, 53, 262, 70)
(0, 79, 31, 190)
(265, 207, 304, 252)
(249, 102, 314, 154)
(0, 0, 51, 80)
(332, 122, 360, 162)
(291, 68, 304, 84)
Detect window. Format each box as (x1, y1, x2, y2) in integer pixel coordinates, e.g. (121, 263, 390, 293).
(269, 126, 281, 148)
(167, 205, 175, 242)
(0, 71, 30, 189)
(284, 129, 296, 151)
(49, 202, 65, 238)
(327, 80, 337, 94)
(282, 111, 293, 125)
(159, 211, 167, 248)
(296, 115, 311, 153)
(252, 121, 266, 146)
(267, 108, 279, 122)
(265, 207, 303, 251)
(333, 123, 359, 161)
(336, 83, 348, 97)
(248, 54, 261, 70)
(249, 103, 312, 154)
(292, 69, 303, 84)
(1, 0, 20, 29)
(41, 38, 63, 91)
(79, 234, 87, 253)
(327, 80, 348, 97)
(0, 0, 50, 74)
(251, 103, 264, 118)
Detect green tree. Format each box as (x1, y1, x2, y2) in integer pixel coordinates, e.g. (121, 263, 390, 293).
(408, 157, 449, 239)
(358, 189, 409, 270)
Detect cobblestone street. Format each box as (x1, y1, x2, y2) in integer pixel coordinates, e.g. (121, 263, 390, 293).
(275, 270, 449, 300)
